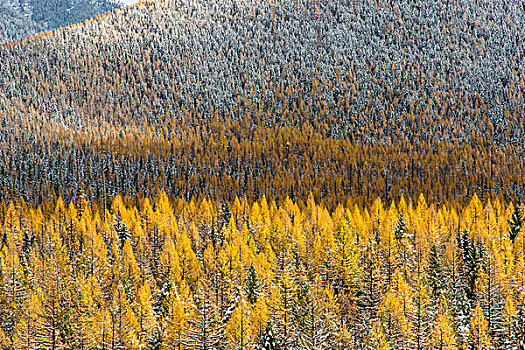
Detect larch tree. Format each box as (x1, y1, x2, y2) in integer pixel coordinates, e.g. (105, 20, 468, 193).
(367, 320, 390, 350)
(163, 280, 192, 350)
(295, 278, 327, 350)
(379, 269, 413, 350)
(225, 291, 256, 350)
(429, 297, 457, 350)
(268, 244, 297, 347)
(0, 234, 26, 347)
(468, 304, 495, 350)
(34, 221, 73, 350)
(134, 282, 157, 349)
(182, 277, 223, 350)
(109, 284, 140, 350)
(355, 229, 385, 346)
(13, 288, 43, 350)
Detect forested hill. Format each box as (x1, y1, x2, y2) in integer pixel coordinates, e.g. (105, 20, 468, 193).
(1, 0, 525, 207)
(0, 0, 120, 43)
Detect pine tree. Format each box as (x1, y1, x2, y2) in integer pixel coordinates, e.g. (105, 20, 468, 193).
(393, 213, 412, 280)
(459, 230, 484, 302)
(114, 209, 132, 249)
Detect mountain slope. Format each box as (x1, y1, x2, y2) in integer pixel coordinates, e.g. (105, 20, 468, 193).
(0, 0, 524, 205)
(0, 0, 43, 41)
(0, 0, 120, 42)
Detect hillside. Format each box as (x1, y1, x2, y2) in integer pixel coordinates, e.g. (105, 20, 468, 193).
(0, 0, 120, 42)
(2, 0, 525, 349)
(0, 0, 524, 206)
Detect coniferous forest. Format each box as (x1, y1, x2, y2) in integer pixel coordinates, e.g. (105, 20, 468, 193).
(0, 0, 121, 43)
(1, 0, 525, 348)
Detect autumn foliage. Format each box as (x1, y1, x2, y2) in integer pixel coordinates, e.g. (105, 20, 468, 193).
(0, 0, 524, 208)
(0, 193, 523, 349)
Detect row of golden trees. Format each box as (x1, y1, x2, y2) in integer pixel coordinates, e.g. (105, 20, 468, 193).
(0, 192, 524, 349)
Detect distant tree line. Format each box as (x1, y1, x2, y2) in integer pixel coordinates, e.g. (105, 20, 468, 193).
(0, 0, 524, 207)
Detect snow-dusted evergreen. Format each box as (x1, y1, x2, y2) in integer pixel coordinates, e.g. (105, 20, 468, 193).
(0, 0, 120, 42)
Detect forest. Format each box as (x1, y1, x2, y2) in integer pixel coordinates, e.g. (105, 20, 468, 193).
(1, 0, 525, 348)
(0, 0, 524, 208)
(0, 0, 120, 42)
(0, 193, 524, 349)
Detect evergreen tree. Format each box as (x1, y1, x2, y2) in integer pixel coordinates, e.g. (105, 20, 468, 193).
(113, 210, 132, 249)
(394, 213, 412, 280)
(459, 231, 484, 302)
(508, 205, 524, 243)
(246, 263, 260, 305)
(258, 322, 281, 350)
(427, 244, 448, 300)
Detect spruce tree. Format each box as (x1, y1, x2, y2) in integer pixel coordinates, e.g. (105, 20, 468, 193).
(258, 322, 281, 350)
(393, 213, 412, 280)
(508, 205, 524, 243)
(427, 244, 447, 300)
(246, 263, 260, 305)
(113, 209, 132, 249)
